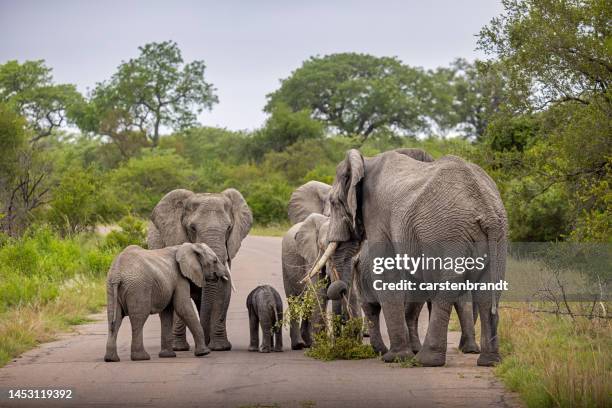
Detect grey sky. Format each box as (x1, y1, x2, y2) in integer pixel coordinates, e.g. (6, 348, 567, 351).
(0, 0, 502, 131)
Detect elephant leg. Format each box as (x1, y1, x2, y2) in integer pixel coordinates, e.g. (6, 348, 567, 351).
(301, 319, 312, 348)
(258, 307, 272, 353)
(289, 318, 305, 350)
(476, 301, 501, 366)
(455, 302, 480, 354)
(202, 279, 232, 351)
(405, 302, 424, 354)
(248, 308, 260, 352)
(415, 300, 452, 367)
(362, 301, 387, 355)
(172, 315, 190, 351)
(172, 288, 200, 351)
(129, 314, 150, 361)
(104, 306, 123, 362)
(175, 281, 210, 357)
(273, 310, 283, 352)
(381, 299, 413, 363)
(159, 304, 176, 358)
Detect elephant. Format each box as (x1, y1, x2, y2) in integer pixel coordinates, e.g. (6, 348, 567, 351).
(247, 285, 284, 353)
(147, 188, 253, 351)
(104, 242, 228, 362)
(311, 148, 508, 367)
(282, 213, 361, 349)
(328, 246, 480, 355)
(288, 180, 331, 224)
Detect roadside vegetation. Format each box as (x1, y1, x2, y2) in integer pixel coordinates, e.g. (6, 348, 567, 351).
(0, 1, 609, 406)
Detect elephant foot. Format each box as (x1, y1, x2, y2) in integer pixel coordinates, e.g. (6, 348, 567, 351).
(415, 349, 446, 367)
(382, 349, 414, 363)
(410, 341, 422, 355)
(159, 350, 177, 358)
(273, 346, 283, 352)
(370, 342, 388, 355)
(291, 342, 305, 350)
(208, 338, 232, 351)
(259, 346, 271, 353)
(248, 345, 259, 352)
(459, 342, 481, 354)
(104, 352, 120, 362)
(172, 338, 190, 351)
(130, 350, 151, 361)
(477, 352, 501, 366)
(194, 346, 211, 357)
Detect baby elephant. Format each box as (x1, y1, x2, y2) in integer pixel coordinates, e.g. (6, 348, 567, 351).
(247, 285, 283, 353)
(104, 242, 229, 362)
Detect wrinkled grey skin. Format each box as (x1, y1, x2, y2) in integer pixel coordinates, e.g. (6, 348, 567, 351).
(104, 243, 227, 362)
(282, 213, 330, 349)
(326, 148, 480, 355)
(324, 148, 507, 367)
(246, 285, 284, 353)
(332, 248, 479, 356)
(288, 180, 331, 224)
(147, 188, 252, 351)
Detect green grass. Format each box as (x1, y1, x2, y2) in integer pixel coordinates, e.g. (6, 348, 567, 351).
(0, 226, 123, 367)
(495, 305, 611, 408)
(250, 223, 291, 237)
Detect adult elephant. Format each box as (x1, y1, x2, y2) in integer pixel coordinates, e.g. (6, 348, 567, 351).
(288, 180, 331, 225)
(309, 149, 507, 367)
(147, 188, 252, 351)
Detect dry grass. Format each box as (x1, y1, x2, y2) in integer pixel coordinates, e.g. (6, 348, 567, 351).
(0, 276, 106, 367)
(495, 305, 611, 407)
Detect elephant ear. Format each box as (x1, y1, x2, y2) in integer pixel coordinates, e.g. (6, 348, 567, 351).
(394, 148, 434, 162)
(288, 181, 332, 224)
(295, 213, 329, 265)
(340, 149, 364, 231)
(176, 243, 204, 288)
(151, 189, 194, 247)
(222, 188, 253, 259)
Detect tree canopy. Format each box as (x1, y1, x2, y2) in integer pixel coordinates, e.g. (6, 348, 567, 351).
(76, 41, 218, 148)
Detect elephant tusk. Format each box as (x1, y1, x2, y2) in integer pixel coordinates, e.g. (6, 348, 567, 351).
(300, 242, 338, 283)
(223, 266, 237, 293)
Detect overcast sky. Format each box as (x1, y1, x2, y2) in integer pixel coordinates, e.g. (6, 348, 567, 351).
(0, 0, 502, 131)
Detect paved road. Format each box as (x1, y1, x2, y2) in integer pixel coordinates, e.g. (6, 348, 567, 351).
(0, 236, 521, 408)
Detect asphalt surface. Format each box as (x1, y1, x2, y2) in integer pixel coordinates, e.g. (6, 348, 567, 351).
(0, 236, 522, 408)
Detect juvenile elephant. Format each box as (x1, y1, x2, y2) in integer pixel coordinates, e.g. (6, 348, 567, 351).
(104, 243, 228, 362)
(147, 188, 252, 351)
(247, 285, 283, 353)
(311, 148, 508, 367)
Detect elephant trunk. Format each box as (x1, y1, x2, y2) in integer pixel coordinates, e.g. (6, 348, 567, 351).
(300, 242, 338, 283)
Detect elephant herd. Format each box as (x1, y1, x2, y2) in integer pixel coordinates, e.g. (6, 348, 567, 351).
(105, 147, 508, 368)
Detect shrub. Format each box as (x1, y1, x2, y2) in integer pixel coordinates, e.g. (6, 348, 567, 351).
(103, 215, 148, 249)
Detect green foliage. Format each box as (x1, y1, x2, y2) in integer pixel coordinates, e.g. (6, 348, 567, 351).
(103, 215, 148, 249)
(266, 53, 429, 138)
(0, 60, 83, 141)
(108, 149, 198, 216)
(247, 104, 324, 161)
(76, 41, 218, 147)
(46, 165, 124, 234)
(305, 316, 377, 361)
(0, 226, 116, 312)
(0, 103, 27, 183)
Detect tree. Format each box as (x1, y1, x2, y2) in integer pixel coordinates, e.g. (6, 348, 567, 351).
(248, 104, 324, 160)
(78, 41, 218, 148)
(0, 60, 83, 141)
(478, 0, 612, 241)
(266, 53, 428, 139)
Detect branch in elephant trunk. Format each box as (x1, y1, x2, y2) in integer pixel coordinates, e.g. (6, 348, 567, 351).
(300, 242, 338, 283)
(221, 266, 236, 293)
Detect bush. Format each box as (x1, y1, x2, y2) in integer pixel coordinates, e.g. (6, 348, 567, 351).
(0, 227, 116, 312)
(103, 215, 148, 249)
(305, 316, 377, 361)
(108, 149, 198, 216)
